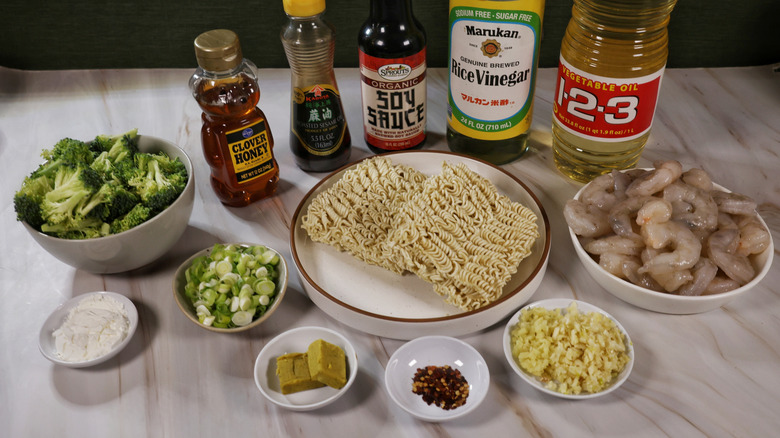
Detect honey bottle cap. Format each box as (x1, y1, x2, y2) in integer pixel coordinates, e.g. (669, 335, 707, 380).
(193, 29, 243, 72)
(282, 0, 325, 17)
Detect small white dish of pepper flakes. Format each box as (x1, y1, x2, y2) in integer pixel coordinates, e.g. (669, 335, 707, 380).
(384, 336, 490, 422)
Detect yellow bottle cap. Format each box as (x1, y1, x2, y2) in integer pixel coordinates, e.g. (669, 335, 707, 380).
(282, 0, 326, 17)
(193, 29, 243, 72)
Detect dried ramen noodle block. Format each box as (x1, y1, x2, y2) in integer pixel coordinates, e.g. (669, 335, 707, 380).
(301, 158, 539, 311)
(388, 163, 539, 310)
(301, 156, 426, 273)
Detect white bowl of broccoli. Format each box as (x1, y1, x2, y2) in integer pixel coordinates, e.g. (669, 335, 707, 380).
(15, 131, 194, 273)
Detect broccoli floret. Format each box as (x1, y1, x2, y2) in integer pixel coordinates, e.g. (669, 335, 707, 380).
(109, 204, 152, 234)
(31, 138, 95, 179)
(148, 151, 187, 176)
(78, 182, 139, 222)
(90, 129, 138, 163)
(41, 164, 103, 226)
(41, 217, 110, 240)
(128, 152, 187, 214)
(13, 175, 53, 229)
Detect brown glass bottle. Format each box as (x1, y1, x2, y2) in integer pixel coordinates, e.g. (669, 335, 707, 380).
(191, 29, 279, 206)
(358, 0, 427, 154)
(281, 0, 351, 172)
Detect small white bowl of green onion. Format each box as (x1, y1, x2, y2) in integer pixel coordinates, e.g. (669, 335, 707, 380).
(172, 243, 288, 333)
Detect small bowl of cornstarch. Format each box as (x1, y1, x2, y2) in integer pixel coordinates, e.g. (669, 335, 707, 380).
(39, 291, 138, 368)
(503, 298, 634, 399)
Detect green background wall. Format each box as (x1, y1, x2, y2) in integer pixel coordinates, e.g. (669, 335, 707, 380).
(2, 0, 779, 70)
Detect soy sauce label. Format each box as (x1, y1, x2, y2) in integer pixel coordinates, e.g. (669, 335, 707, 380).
(553, 56, 664, 142)
(360, 49, 426, 150)
(226, 119, 276, 183)
(292, 84, 348, 156)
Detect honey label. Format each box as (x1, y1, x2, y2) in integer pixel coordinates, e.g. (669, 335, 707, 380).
(553, 56, 665, 142)
(292, 84, 348, 156)
(359, 49, 427, 150)
(447, 0, 543, 141)
(226, 119, 275, 183)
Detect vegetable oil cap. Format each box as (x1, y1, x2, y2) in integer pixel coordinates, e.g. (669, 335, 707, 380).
(193, 29, 243, 72)
(282, 0, 325, 17)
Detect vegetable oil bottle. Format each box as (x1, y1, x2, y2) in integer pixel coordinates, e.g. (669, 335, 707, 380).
(552, 0, 676, 182)
(358, 0, 427, 153)
(447, 0, 545, 165)
(281, 0, 351, 172)
(190, 29, 280, 207)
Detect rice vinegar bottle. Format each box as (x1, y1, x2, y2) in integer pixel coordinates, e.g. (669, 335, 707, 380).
(190, 29, 280, 207)
(447, 0, 545, 165)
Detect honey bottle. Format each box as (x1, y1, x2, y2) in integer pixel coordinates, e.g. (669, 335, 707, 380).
(190, 29, 280, 206)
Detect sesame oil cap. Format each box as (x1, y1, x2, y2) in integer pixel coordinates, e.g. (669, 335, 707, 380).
(194, 29, 243, 72)
(282, 0, 326, 17)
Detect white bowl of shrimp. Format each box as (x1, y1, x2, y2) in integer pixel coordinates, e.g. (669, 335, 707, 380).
(565, 161, 773, 314)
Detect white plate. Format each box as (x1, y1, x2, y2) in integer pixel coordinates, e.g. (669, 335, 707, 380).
(384, 336, 489, 422)
(253, 326, 358, 411)
(503, 298, 634, 399)
(290, 150, 551, 340)
(38, 291, 138, 368)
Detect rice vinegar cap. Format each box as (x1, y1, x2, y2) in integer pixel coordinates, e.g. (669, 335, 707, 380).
(194, 29, 243, 72)
(282, 0, 326, 17)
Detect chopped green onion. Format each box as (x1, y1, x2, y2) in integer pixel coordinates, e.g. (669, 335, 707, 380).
(184, 244, 282, 329)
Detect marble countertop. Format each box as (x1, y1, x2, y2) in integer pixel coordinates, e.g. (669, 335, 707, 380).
(1, 65, 778, 437)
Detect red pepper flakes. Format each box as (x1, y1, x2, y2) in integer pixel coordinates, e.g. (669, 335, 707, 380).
(411, 365, 469, 410)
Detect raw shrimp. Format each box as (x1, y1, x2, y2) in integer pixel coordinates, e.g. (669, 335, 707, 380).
(564, 199, 612, 238)
(736, 214, 771, 256)
(623, 258, 665, 292)
(662, 181, 718, 231)
(717, 212, 739, 230)
(625, 160, 683, 197)
(711, 190, 758, 216)
(612, 169, 633, 194)
(681, 168, 713, 191)
(639, 221, 702, 274)
(636, 198, 673, 226)
(706, 228, 755, 285)
(651, 269, 694, 293)
(579, 172, 626, 211)
(677, 258, 718, 296)
(584, 235, 644, 256)
(641, 247, 660, 264)
(598, 252, 640, 279)
(703, 275, 740, 295)
(608, 196, 656, 237)
(600, 251, 666, 291)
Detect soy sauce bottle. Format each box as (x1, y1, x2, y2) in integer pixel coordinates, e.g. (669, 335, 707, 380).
(281, 0, 352, 172)
(190, 29, 279, 206)
(358, 0, 427, 153)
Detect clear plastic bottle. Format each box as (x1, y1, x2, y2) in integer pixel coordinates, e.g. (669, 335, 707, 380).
(190, 29, 280, 207)
(358, 0, 427, 153)
(552, 0, 676, 182)
(446, 0, 545, 165)
(281, 0, 351, 172)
